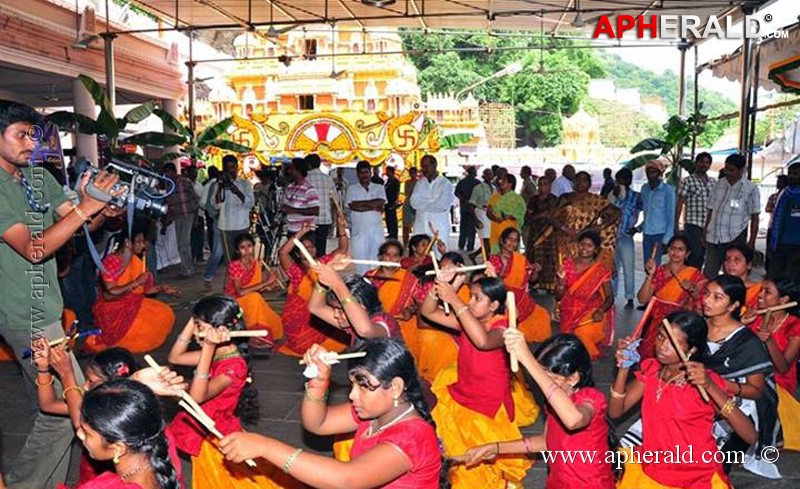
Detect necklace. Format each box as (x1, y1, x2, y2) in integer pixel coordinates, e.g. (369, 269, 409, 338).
(120, 462, 150, 481)
(369, 404, 415, 435)
(656, 370, 686, 403)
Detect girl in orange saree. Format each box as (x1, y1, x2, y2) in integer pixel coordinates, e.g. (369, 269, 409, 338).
(88, 229, 178, 354)
(489, 227, 551, 343)
(278, 220, 350, 357)
(555, 230, 614, 360)
(723, 244, 761, 313)
(365, 239, 420, 355)
(224, 233, 282, 348)
(636, 235, 705, 359)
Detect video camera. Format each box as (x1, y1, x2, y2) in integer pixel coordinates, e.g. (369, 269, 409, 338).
(85, 159, 173, 216)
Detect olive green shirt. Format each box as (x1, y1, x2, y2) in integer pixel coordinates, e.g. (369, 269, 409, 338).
(0, 166, 69, 331)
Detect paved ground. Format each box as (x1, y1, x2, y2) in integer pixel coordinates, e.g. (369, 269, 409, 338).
(0, 237, 798, 488)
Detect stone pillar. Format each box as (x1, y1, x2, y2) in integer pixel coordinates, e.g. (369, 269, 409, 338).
(161, 98, 182, 171)
(73, 78, 98, 164)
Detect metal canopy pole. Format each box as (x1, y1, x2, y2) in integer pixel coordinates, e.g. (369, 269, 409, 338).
(738, 7, 755, 167)
(691, 44, 700, 159)
(678, 40, 688, 117)
(102, 33, 117, 109)
(747, 45, 761, 176)
(187, 31, 196, 164)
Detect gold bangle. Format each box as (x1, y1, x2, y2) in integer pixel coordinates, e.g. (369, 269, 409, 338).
(313, 285, 327, 295)
(72, 205, 92, 222)
(35, 376, 54, 387)
(282, 448, 303, 474)
(455, 305, 470, 317)
(610, 388, 626, 399)
(720, 399, 736, 418)
(303, 382, 328, 403)
(340, 295, 358, 306)
(62, 385, 84, 398)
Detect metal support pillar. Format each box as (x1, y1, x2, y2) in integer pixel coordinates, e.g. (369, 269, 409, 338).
(101, 32, 117, 110)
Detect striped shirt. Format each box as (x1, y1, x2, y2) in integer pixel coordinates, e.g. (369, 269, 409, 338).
(306, 168, 336, 225)
(678, 173, 716, 227)
(706, 177, 760, 244)
(283, 178, 320, 233)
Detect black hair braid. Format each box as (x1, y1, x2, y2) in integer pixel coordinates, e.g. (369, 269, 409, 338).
(136, 432, 179, 489)
(229, 303, 260, 425)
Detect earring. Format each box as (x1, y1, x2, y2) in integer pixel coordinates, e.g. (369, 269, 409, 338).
(113, 453, 120, 464)
(393, 397, 399, 408)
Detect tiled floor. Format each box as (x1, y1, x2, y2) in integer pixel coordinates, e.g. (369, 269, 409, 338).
(1, 243, 797, 488)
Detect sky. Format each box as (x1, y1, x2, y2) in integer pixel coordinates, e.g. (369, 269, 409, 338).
(608, 0, 798, 102)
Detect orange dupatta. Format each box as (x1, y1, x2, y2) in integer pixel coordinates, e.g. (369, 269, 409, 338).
(559, 260, 613, 358)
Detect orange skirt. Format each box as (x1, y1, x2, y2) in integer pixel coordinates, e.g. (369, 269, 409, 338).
(192, 438, 302, 489)
(237, 293, 283, 340)
(415, 328, 459, 384)
(571, 319, 605, 360)
(85, 299, 175, 354)
(777, 385, 800, 451)
(518, 305, 551, 344)
(431, 365, 532, 488)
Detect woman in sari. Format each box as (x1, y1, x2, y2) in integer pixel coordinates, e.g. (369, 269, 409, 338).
(743, 275, 800, 452)
(487, 173, 526, 253)
(552, 171, 620, 272)
(722, 244, 761, 313)
(555, 230, 614, 360)
(365, 240, 420, 355)
(400, 234, 444, 270)
(87, 229, 178, 354)
(223, 233, 282, 348)
(278, 218, 350, 357)
(635, 235, 705, 359)
(489, 227, 551, 343)
(703, 275, 781, 479)
(525, 176, 558, 291)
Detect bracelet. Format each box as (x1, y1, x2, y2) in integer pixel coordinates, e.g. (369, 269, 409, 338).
(303, 382, 329, 403)
(194, 370, 211, 380)
(719, 399, 736, 418)
(545, 383, 560, 401)
(62, 385, 84, 399)
(610, 388, 627, 399)
(523, 437, 533, 454)
(72, 205, 92, 222)
(735, 382, 743, 397)
(494, 442, 500, 455)
(340, 295, 358, 306)
(283, 448, 303, 474)
(313, 285, 327, 295)
(454, 305, 470, 317)
(35, 376, 54, 387)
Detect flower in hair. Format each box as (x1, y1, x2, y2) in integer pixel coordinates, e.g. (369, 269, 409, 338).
(116, 364, 130, 377)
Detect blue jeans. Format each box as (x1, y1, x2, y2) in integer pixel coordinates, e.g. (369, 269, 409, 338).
(613, 234, 635, 300)
(643, 233, 665, 266)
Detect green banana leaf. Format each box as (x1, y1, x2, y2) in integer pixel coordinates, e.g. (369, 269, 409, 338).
(206, 139, 250, 152)
(439, 133, 475, 150)
(197, 117, 234, 145)
(152, 108, 191, 138)
(121, 132, 186, 147)
(78, 75, 114, 118)
(123, 101, 157, 125)
(631, 138, 667, 154)
(45, 111, 100, 134)
(624, 153, 663, 170)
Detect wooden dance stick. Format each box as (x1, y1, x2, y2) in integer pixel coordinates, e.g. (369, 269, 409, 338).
(480, 241, 488, 264)
(506, 292, 520, 373)
(422, 229, 440, 256)
(649, 242, 659, 263)
(143, 355, 258, 467)
(631, 298, 656, 340)
(292, 238, 319, 267)
(424, 264, 487, 276)
(348, 259, 401, 268)
(754, 301, 797, 315)
(298, 351, 368, 365)
(142, 254, 147, 272)
(430, 251, 450, 315)
(196, 330, 268, 338)
(660, 319, 710, 403)
(260, 260, 286, 290)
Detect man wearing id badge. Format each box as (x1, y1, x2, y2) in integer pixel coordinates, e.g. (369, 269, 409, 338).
(702, 154, 760, 279)
(768, 162, 800, 277)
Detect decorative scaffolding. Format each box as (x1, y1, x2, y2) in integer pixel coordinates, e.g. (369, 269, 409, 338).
(479, 102, 516, 149)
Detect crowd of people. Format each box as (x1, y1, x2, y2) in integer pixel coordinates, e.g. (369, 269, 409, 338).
(0, 98, 799, 489)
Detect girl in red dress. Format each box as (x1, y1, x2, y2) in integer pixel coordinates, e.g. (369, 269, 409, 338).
(219, 337, 445, 489)
(743, 275, 800, 451)
(610, 311, 757, 489)
(399, 234, 444, 270)
(168, 296, 295, 488)
(461, 333, 615, 489)
(58, 379, 180, 489)
(420, 275, 532, 488)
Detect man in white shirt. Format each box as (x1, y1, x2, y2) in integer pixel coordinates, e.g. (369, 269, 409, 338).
(409, 154, 454, 252)
(202, 155, 255, 286)
(346, 160, 387, 274)
(551, 164, 575, 197)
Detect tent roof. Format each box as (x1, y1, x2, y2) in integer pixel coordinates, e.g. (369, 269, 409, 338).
(128, 1, 771, 35)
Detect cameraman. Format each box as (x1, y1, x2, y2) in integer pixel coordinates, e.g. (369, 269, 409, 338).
(202, 154, 254, 287)
(0, 100, 121, 488)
